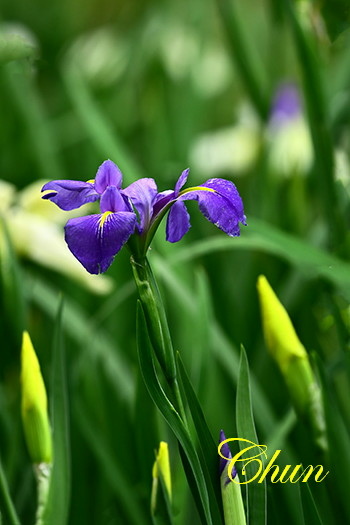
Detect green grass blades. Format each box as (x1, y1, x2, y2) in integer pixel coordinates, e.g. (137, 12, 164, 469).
(0, 456, 20, 525)
(177, 354, 224, 525)
(136, 301, 213, 525)
(236, 346, 266, 525)
(41, 300, 71, 525)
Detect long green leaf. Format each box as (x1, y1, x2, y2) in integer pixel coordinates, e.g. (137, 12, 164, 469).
(0, 456, 20, 525)
(136, 302, 213, 525)
(42, 299, 71, 525)
(167, 218, 350, 300)
(236, 346, 266, 525)
(74, 400, 149, 525)
(177, 354, 224, 525)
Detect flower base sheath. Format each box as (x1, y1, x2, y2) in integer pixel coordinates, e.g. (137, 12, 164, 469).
(42, 160, 246, 273)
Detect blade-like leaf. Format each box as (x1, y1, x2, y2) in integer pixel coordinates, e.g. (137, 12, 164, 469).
(42, 299, 70, 525)
(236, 346, 266, 525)
(177, 354, 224, 525)
(136, 301, 213, 525)
(0, 456, 20, 525)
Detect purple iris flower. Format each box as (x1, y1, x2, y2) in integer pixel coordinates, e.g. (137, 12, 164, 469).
(41, 160, 246, 274)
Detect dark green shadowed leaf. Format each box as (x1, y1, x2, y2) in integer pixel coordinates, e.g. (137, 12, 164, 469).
(0, 217, 26, 346)
(299, 482, 324, 525)
(136, 301, 213, 525)
(177, 354, 224, 525)
(74, 399, 149, 525)
(42, 299, 71, 525)
(0, 456, 20, 525)
(236, 346, 266, 525)
(316, 355, 350, 522)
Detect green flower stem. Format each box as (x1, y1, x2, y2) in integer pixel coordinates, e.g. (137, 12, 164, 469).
(34, 463, 51, 525)
(220, 472, 247, 525)
(130, 255, 186, 423)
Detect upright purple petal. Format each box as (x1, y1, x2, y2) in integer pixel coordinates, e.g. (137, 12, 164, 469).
(123, 178, 158, 233)
(219, 430, 232, 476)
(41, 180, 99, 211)
(166, 201, 191, 242)
(64, 211, 136, 274)
(219, 430, 237, 482)
(178, 178, 246, 237)
(94, 160, 123, 194)
(174, 168, 190, 196)
(100, 186, 130, 213)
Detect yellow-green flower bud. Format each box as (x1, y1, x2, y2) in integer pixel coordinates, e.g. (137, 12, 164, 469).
(257, 275, 307, 374)
(151, 441, 172, 517)
(21, 331, 52, 464)
(257, 276, 327, 451)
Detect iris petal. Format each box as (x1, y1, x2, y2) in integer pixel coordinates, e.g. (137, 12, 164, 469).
(166, 201, 191, 243)
(100, 186, 130, 213)
(94, 160, 123, 194)
(65, 211, 136, 274)
(174, 168, 189, 196)
(41, 180, 99, 211)
(178, 178, 247, 237)
(123, 178, 158, 233)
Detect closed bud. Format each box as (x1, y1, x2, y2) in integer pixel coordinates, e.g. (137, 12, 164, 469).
(21, 331, 52, 464)
(151, 441, 172, 518)
(257, 276, 327, 450)
(218, 430, 247, 525)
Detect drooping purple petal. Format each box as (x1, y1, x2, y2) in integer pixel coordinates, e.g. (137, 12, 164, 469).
(94, 160, 123, 194)
(123, 178, 158, 233)
(166, 201, 191, 242)
(174, 168, 190, 196)
(41, 180, 99, 211)
(178, 178, 246, 237)
(100, 186, 131, 213)
(64, 211, 136, 274)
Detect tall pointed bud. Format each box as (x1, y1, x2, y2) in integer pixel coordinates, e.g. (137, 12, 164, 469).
(218, 430, 246, 525)
(257, 275, 327, 451)
(151, 441, 172, 522)
(21, 331, 52, 464)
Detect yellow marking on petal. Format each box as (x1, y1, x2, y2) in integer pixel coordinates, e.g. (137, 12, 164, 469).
(99, 211, 112, 229)
(42, 189, 57, 196)
(179, 186, 216, 196)
(86, 179, 95, 184)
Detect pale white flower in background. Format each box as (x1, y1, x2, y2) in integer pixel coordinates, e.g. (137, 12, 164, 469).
(190, 103, 261, 176)
(64, 27, 128, 88)
(0, 180, 113, 294)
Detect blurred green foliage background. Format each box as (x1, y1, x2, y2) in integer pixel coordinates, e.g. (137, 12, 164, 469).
(1, 0, 350, 523)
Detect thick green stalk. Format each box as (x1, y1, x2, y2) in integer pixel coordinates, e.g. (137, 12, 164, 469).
(131, 256, 186, 422)
(34, 463, 51, 525)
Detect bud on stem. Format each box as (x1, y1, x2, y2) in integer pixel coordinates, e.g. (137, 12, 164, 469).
(257, 275, 327, 451)
(21, 331, 52, 465)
